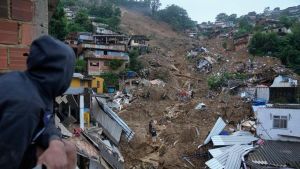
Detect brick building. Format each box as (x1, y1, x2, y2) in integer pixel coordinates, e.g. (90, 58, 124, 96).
(0, 0, 58, 72)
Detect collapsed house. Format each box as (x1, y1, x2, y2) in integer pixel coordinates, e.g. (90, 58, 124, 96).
(196, 57, 216, 72)
(128, 35, 150, 54)
(55, 86, 134, 169)
(201, 117, 258, 169)
(200, 74, 300, 168)
(200, 113, 300, 169)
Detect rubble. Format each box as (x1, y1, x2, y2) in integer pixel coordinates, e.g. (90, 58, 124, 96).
(194, 102, 206, 110)
(202, 117, 258, 169)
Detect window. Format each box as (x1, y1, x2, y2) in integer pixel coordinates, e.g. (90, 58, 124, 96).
(90, 62, 99, 66)
(104, 51, 108, 55)
(273, 116, 287, 129)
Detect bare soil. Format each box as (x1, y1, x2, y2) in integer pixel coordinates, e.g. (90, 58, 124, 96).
(118, 7, 298, 169)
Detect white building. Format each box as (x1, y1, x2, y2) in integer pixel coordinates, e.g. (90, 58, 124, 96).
(271, 75, 298, 87)
(256, 104, 300, 142)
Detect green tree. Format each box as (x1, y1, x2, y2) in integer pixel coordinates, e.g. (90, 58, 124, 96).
(228, 14, 237, 23)
(88, 2, 121, 31)
(100, 72, 119, 90)
(238, 17, 253, 32)
(216, 13, 228, 22)
(129, 50, 143, 72)
(279, 15, 294, 28)
(61, 0, 78, 6)
(75, 9, 92, 31)
(49, 2, 68, 40)
(157, 4, 196, 31)
(248, 32, 280, 56)
(75, 59, 86, 73)
(151, 0, 161, 14)
(109, 60, 124, 70)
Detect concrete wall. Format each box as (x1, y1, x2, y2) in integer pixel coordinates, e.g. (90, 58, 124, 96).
(0, 0, 49, 72)
(88, 59, 127, 76)
(256, 108, 300, 142)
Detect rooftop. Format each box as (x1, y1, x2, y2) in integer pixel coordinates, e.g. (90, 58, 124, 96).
(271, 75, 298, 87)
(247, 140, 300, 168)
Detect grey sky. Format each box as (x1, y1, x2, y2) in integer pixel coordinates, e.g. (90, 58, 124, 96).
(160, 0, 300, 23)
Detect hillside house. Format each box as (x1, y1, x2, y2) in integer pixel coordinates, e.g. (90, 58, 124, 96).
(255, 104, 300, 142)
(263, 26, 292, 35)
(64, 7, 75, 20)
(128, 35, 149, 54)
(80, 34, 129, 75)
(269, 75, 299, 104)
(92, 22, 115, 35)
(70, 73, 104, 93)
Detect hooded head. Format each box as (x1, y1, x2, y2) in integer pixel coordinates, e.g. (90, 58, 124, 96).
(26, 36, 75, 98)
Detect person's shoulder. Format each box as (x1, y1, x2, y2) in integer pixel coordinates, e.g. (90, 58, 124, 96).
(0, 72, 40, 102)
(0, 71, 26, 84)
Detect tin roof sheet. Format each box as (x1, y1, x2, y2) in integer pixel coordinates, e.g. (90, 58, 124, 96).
(208, 146, 231, 158)
(204, 117, 226, 145)
(231, 131, 253, 136)
(206, 145, 253, 169)
(211, 135, 258, 146)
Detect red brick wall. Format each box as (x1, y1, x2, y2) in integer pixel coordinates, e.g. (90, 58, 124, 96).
(0, 0, 34, 72)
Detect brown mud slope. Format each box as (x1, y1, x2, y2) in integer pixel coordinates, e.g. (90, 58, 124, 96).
(118, 7, 291, 169)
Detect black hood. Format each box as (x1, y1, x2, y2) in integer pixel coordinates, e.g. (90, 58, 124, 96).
(26, 36, 75, 98)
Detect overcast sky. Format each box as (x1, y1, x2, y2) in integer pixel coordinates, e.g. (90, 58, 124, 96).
(160, 0, 300, 23)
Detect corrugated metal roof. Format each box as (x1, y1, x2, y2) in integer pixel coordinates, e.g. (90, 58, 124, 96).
(91, 98, 122, 145)
(271, 75, 297, 87)
(204, 117, 226, 145)
(73, 73, 84, 79)
(248, 140, 300, 168)
(206, 145, 253, 169)
(211, 135, 258, 146)
(64, 87, 85, 95)
(231, 131, 253, 136)
(95, 96, 135, 141)
(208, 146, 231, 158)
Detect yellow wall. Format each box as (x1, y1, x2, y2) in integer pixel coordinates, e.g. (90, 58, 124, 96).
(92, 77, 104, 94)
(70, 78, 81, 88)
(70, 77, 104, 94)
(70, 78, 89, 88)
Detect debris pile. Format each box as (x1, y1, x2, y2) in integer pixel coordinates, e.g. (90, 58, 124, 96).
(202, 117, 259, 169)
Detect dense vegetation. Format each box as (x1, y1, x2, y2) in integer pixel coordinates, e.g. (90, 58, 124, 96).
(49, 0, 122, 39)
(49, 2, 68, 40)
(88, 1, 121, 31)
(114, 0, 196, 31)
(100, 72, 120, 91)
(128, 50, 143, 72)
(155, 5, 196, 31)
(208, 72, 247, 90)
(249, 22, 300, 74)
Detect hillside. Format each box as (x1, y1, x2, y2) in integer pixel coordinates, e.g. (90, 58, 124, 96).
(116, 7, 295, 168)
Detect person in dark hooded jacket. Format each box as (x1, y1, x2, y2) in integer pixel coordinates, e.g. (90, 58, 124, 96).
(0, 36, 76, 169)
